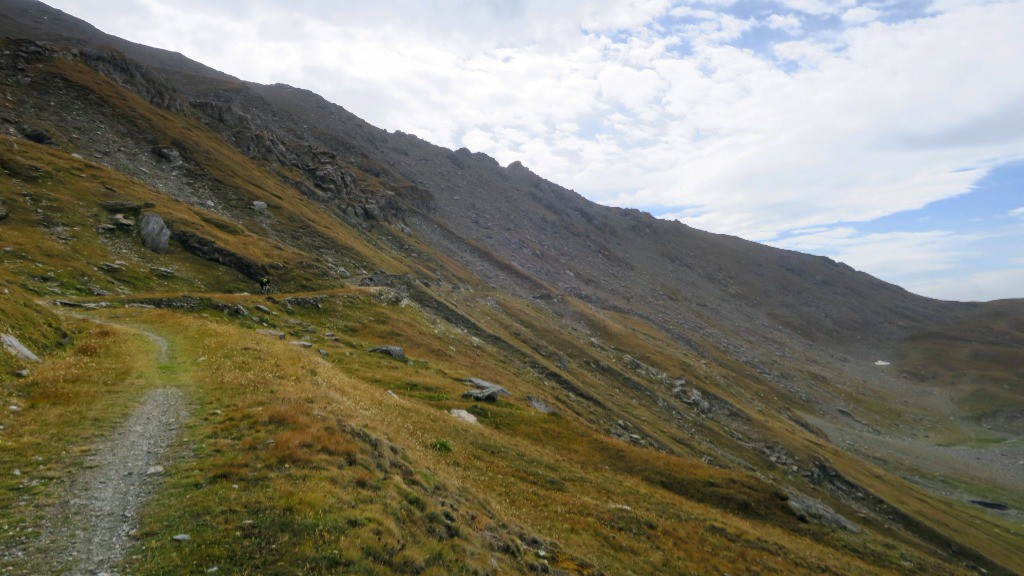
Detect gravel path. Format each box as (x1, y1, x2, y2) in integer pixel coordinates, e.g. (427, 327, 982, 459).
(24, 316, 189, 575)
(54, 387, 187, 575)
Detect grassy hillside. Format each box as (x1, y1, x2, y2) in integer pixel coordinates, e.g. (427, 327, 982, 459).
(0, 27, 1022, 576)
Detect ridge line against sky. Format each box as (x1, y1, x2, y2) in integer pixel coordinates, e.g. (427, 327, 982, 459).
(44, 0, 1024, 302)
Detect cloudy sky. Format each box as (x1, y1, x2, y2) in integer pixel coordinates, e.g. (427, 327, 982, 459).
(47, 0, 1024, 301)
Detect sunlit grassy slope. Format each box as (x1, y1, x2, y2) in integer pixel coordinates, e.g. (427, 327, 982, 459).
(1, 44, 1022, 575)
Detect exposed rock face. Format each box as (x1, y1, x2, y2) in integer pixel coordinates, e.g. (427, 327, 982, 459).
(152, 146, 181, 163)
(526, 396, 556, 414)
(370, 346, 406, 361)
(461, 378, 510, 402)
(675, 386, 711, 414)
(100, 201, 151, 214)
(171, 230, 264, 280)
(1, 334, 40, 362)
(80, 47, 193, 113)
(786, 491, 861, 533)
(283, 296, 326, 309)
(138, 212, 171, 253)
(18, 125, 53, 144)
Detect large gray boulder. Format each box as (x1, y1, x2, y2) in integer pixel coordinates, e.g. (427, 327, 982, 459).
(138, 212, 171, 253)
(1, 334, 40, 362)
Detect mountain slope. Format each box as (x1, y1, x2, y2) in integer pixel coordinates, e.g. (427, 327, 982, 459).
(1, 2, 1023, 574)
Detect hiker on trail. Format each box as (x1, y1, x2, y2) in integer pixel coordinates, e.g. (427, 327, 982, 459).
(259, 275, 270, 293)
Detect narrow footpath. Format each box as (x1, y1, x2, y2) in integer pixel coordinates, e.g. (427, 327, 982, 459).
(39, 319, 189, 576)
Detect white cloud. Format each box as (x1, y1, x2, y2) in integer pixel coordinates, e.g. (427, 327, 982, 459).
(841, 6, 881, 24)
(789, 226, 830, 235)
(766, 13, 803, 34)
(907, 268, 1024, 301)
(1010, 206, 1024, 217)
(771, 228, 966, 277)
(669, 6, 717, 19)
(777, 0, 841, 16)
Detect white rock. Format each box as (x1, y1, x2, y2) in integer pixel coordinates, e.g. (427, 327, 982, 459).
(1, 334, 40, 362)
(874, 360, 890, 366)
(172, 533, 191, 542)
(450, 409, 478, 424)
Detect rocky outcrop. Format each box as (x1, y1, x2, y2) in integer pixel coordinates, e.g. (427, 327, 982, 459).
(1, 334, 40, 362)
(18, 125, 53, 145)
(283, 296, 327, 309)
(461, 378, 510, 402)
(527, 396, 557, 414)
(100, 201, 152, 214)
(81, 47, 192, 114)
(152, 146, 182, 164)
(369, 346, 406, 361)
(786, 491, 861, 533)
(171, 230, 264, 280)
(191, 100, 299, 166)
(191, 94, 402, 224)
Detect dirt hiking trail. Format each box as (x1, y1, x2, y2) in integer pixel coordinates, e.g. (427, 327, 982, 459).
(37, 318, 189, 575)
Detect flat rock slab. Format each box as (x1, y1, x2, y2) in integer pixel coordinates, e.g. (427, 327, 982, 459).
(461, 377, 510, 402)
(450, 409, 479, 424)
(1, 333, 40, 362)
(786, 490, 860, 533)
(369, 345, 406, 361)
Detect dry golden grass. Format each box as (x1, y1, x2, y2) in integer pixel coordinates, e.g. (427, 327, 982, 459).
(70, 304, 971, 576)
(0, 318, 165, 574)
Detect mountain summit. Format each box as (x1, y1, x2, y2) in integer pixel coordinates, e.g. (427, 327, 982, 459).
(1, 2, 1022, 574)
